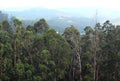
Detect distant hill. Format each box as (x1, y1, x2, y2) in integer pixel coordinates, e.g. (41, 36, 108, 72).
(5, 7, 68, 20)
(2, 7, 120, 32)
(20, 16, 95, 33)
(0, 11, 8, 22)
(47, 16, 95, 32)
(4, 7, 96, 32)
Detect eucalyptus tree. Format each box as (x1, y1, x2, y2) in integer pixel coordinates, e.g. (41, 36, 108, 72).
(0, 23, 12, 81)
(81, 26, 94, 81)
(23, 30, 34, 64)
(63, 25, 82, 81)
(34, 18, 49, 34)
(43, 29, 72, 81)
(13, 18, 25, 65)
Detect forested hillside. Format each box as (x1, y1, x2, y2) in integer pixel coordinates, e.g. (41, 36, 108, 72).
(0, 17, 120, 81)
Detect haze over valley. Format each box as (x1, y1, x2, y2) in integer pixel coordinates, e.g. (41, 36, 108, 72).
(1, 7, 120, 32)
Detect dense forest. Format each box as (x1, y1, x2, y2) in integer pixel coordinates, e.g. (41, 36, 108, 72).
(0, 17, 120, 81)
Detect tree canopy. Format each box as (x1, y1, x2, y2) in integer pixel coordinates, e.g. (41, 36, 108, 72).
(0, 18, 120, 81)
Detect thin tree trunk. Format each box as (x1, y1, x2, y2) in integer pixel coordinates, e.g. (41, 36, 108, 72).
(29, 52, 33, 64)
(73, 69, 74, 81)
(0, 56, 2, 79)
(79, 48, 82, 81)
(0, 43, 3, 79)
(115, 63, 118, 81)
(93, 47, 97, 81)
(28, 37, 33, 64)
(93, 27, 99, 81)
(14, 40, 17, 65)
(96, 65, 99, 81)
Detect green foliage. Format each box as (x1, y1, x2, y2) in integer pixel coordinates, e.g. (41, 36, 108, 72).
(26, 25, 34, 32)
(84, 26, 93, 35)
(33, 76, 42, 81)
(1, 18, 120, 81)
(34, 18, 49, 34)
(13, 18, 22, 27)
(15, 61, 25, 78)
(2, 20, 13, 36)
(63, 25, 81, 48)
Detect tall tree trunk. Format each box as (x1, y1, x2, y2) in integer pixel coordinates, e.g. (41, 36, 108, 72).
(93, 47, 97, 81)
(0, 55, 2, 79)
(115, 62, 118, 81)
(96, 65, 99, 81)
(93, 27, 99, 81)
(78, 48, 82, 81)
(0, 40, 3, 79)
(93, 46, 97, 81)
(14, 40, 17, 65)
(29, 52, 33, 64)
(71, 41, 82, 81)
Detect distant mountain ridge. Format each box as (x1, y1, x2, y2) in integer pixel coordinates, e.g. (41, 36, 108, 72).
(47, 16, 95, 32)
(0, 11, 8, 22)
(1, 7, 120, 32)
(5, 7, 69, 20)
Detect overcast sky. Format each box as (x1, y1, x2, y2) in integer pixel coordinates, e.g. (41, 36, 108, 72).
(0, 0, 120, 10)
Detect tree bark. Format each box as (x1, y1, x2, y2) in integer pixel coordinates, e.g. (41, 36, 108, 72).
(0, 56, 2, 79)
(93, 27, 99, 81)
(14, 40, 17, 65)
